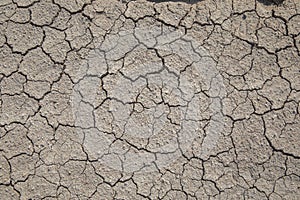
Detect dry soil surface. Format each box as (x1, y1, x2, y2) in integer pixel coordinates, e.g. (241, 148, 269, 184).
(0, 0, 300, 199)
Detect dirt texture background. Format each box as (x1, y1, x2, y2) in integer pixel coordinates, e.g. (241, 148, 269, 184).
(0, 0, 300, 199)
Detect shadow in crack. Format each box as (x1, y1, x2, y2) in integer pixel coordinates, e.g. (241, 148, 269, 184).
(147, 0, 202, 4)
(256, 0, 284, 5)
(147, 0, 284, 5)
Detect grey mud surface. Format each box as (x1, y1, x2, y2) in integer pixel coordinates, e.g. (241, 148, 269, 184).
(0, 0, 300, 199)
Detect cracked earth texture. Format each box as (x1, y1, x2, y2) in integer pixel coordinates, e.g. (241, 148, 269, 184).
(0, 0, 300, 199)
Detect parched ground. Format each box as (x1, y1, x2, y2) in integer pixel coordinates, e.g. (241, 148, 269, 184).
(0, 0, 300, 199)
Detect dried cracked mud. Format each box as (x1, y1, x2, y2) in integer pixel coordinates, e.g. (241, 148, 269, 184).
(0, 0, 300, 199)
